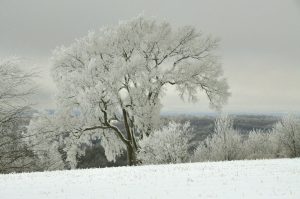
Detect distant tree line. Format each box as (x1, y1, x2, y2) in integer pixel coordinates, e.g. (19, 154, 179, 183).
(135, 114, 300, 165)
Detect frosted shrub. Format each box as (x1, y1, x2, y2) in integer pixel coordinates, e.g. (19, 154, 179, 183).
(138, 122, 191, 164)
(193, 115, 242, 162)
(273, 115, 300, 158)
(243, 129, 277, 159)
(26, 113, 67, 170)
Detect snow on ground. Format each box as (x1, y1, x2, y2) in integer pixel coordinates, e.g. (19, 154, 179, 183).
(0, 158, 299, 199)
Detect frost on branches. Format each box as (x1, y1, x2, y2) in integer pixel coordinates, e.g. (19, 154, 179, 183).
(26, 109, 126, 169)
(33, 16, 229, 166)
(273, 115, 300, 158)
(243, 129, 277, 159)
(27, 112, 71, 170)
(138, 122, 191, 164)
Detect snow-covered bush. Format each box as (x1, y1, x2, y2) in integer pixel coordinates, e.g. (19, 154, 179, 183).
(272, 115, 300, 158)
(26, 113, 67, 171)
(138, 122, 192, 164)
(193, 115, 242, 162)
(242, 129, 277, 159)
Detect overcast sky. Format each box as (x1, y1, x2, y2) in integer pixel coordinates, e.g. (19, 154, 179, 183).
(1, 0, 299, 114)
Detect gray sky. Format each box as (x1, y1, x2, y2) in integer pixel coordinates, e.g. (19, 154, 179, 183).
(1, 0, 300, 114)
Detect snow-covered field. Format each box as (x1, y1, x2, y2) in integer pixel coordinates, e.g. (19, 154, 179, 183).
(0, 159, 299, 199)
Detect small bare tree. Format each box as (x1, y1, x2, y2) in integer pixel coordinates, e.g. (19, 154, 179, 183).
(0, 57, 37, 173)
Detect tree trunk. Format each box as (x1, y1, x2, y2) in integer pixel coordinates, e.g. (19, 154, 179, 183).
(122, 108, 138, 165)
(126, 144, 137, 166)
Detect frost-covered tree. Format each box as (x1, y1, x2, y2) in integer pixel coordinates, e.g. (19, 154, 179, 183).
(193, 115, 242, 162)
(138, 122, 191, 164)
(0, 57, 37, 173)
(49, 16, 229, 165)
(242, 129, 277, 159)
(273, 115, 300, 158)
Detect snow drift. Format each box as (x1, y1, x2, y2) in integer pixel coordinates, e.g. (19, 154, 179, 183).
(0, 158, 299, 199)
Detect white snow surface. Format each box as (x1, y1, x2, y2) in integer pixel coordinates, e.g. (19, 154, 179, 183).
(0, 158, 299, 199)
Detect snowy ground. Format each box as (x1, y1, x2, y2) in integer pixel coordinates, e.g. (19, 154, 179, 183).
(0, 158, 299, 199)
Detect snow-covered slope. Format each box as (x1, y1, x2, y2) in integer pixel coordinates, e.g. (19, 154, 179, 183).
(0, 158, 299, 199)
